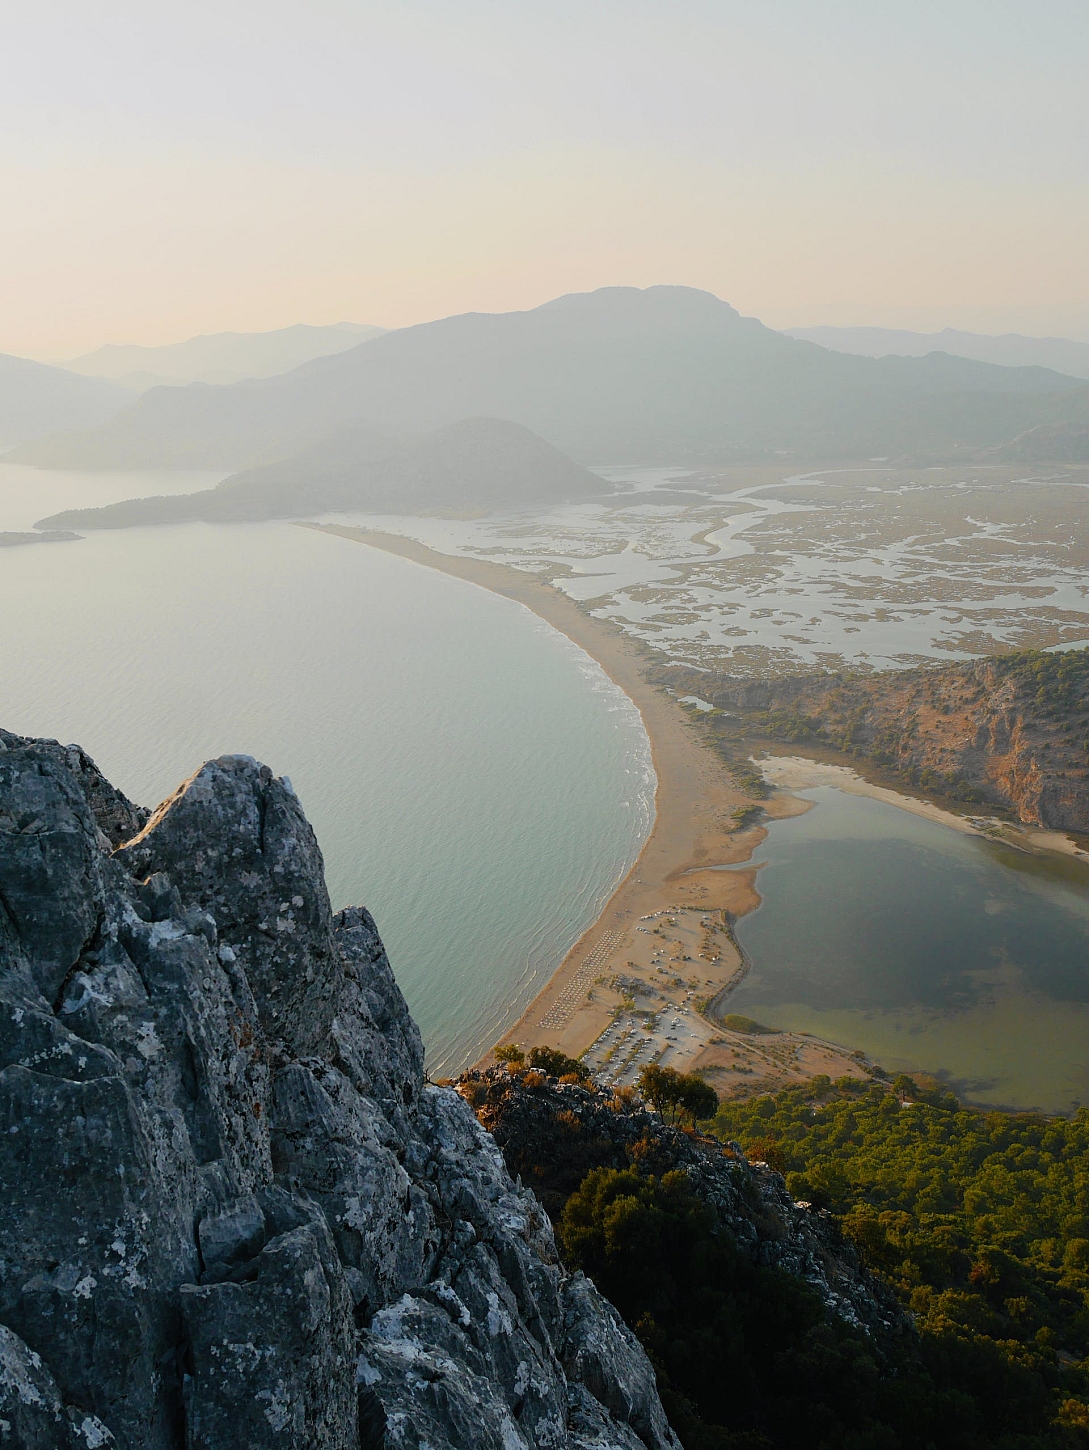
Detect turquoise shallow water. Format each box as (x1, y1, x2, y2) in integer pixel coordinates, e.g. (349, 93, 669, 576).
(729, 787, 1089, 1113)
(0, 470, 654, 1073)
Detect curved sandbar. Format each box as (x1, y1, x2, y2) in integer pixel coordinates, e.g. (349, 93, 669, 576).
(302, 523, 865, 1092)
(758, 754, 1089, 862)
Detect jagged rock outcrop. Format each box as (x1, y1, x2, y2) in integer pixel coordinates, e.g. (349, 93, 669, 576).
(656, 648, 1089, 833)
(0, 727, 679, 1450)
(460, 1069, 908, 1339)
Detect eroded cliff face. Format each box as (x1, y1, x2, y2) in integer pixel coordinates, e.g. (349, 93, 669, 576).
(658, 649, 1089, 834)
(0, 728, 679, 1450)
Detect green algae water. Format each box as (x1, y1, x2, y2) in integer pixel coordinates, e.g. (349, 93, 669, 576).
(0, 468, 653, 1073)
(729, 787, 1089, 1112)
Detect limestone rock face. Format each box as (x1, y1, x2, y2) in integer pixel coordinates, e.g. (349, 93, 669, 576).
(0, 730, 680, 1450)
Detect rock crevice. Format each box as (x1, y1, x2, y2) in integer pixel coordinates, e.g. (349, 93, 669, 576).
(0, 729, 679, 1450)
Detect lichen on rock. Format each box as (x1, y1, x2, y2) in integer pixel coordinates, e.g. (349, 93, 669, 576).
(0, 729, 680, 1450)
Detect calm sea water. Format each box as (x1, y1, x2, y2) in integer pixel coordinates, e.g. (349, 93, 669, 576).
(730, 787, 1089, 1112)
(0, 465, 654, 1074)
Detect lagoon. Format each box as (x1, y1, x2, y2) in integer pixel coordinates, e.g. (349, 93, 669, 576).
(729, 786, 1089, 1112)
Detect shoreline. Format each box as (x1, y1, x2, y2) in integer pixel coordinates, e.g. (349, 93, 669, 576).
(756, 754, 1089, 862)
(302, 523, 860, 1091)
(305, 521, 1086, 1104)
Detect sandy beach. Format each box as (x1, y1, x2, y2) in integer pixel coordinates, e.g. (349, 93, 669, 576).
(306, 522, 872, 1096)
(305, 522, 1089, 1100)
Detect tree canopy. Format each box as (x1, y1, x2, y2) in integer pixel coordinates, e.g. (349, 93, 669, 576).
(528, 1045, 590, 1082)
(558, 1158, 1089, 1448)
(713, 1076, 1089, 1444)
(639, 1064, 718, 1125)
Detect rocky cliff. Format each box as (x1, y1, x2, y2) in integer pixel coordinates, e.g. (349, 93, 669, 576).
(0, 728, 680, 1450)
(659, 648, 1089, 834)
(458, 1070, 906, 1341)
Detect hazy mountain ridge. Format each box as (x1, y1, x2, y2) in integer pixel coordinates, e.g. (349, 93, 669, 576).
(977, 412, 1089, 464)
(12, 286, 1089, 470)
(62, 321, 386, 390)
(786, 325, 1089, 381)
(0, 352, 130, 448)
(34, 418, 604, 529)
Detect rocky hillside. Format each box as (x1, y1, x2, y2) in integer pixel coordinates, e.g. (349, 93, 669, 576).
(458, 1069, 906, 1341)
(660, 648, 1089, 834)
(0, 728, 681, 1450)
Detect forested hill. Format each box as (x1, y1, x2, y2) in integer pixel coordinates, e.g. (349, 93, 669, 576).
(11, 285, 1089, 470)
(464, 1061, 1089, 1448)
(717, 1077, 1089, 1445)
(34, 418, 603, 529)
(658, 647, 1089, 834)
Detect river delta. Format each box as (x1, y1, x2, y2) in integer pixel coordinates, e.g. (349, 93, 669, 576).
(311, 463, 1089, 1109)
(331, 461, 1089, 673)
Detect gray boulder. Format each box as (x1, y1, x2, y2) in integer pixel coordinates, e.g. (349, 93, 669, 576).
(0, 730, 679, 1450)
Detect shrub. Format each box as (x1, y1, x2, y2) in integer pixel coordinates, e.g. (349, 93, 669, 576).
(639, 1064, 718, 1124)
(722, 1014, 773, 1035)
(528, 1045, 589, 1082)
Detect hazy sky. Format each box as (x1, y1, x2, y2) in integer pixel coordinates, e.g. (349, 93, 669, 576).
(3, 0, 1088, 357)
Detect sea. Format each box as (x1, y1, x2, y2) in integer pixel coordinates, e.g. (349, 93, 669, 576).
(0, 465, 655, 1074)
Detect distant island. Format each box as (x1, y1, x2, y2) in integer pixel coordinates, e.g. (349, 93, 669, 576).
(34, 417, 608, 530)
(0, 529, 82, 548)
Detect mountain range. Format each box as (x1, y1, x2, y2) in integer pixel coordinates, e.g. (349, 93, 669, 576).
(0, 352, 130, 449)
(12, 286, 1089, 472)
(35, 418, 603, 529)
(61, 321, 385, 391)
(786, 324, 1089, 381)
